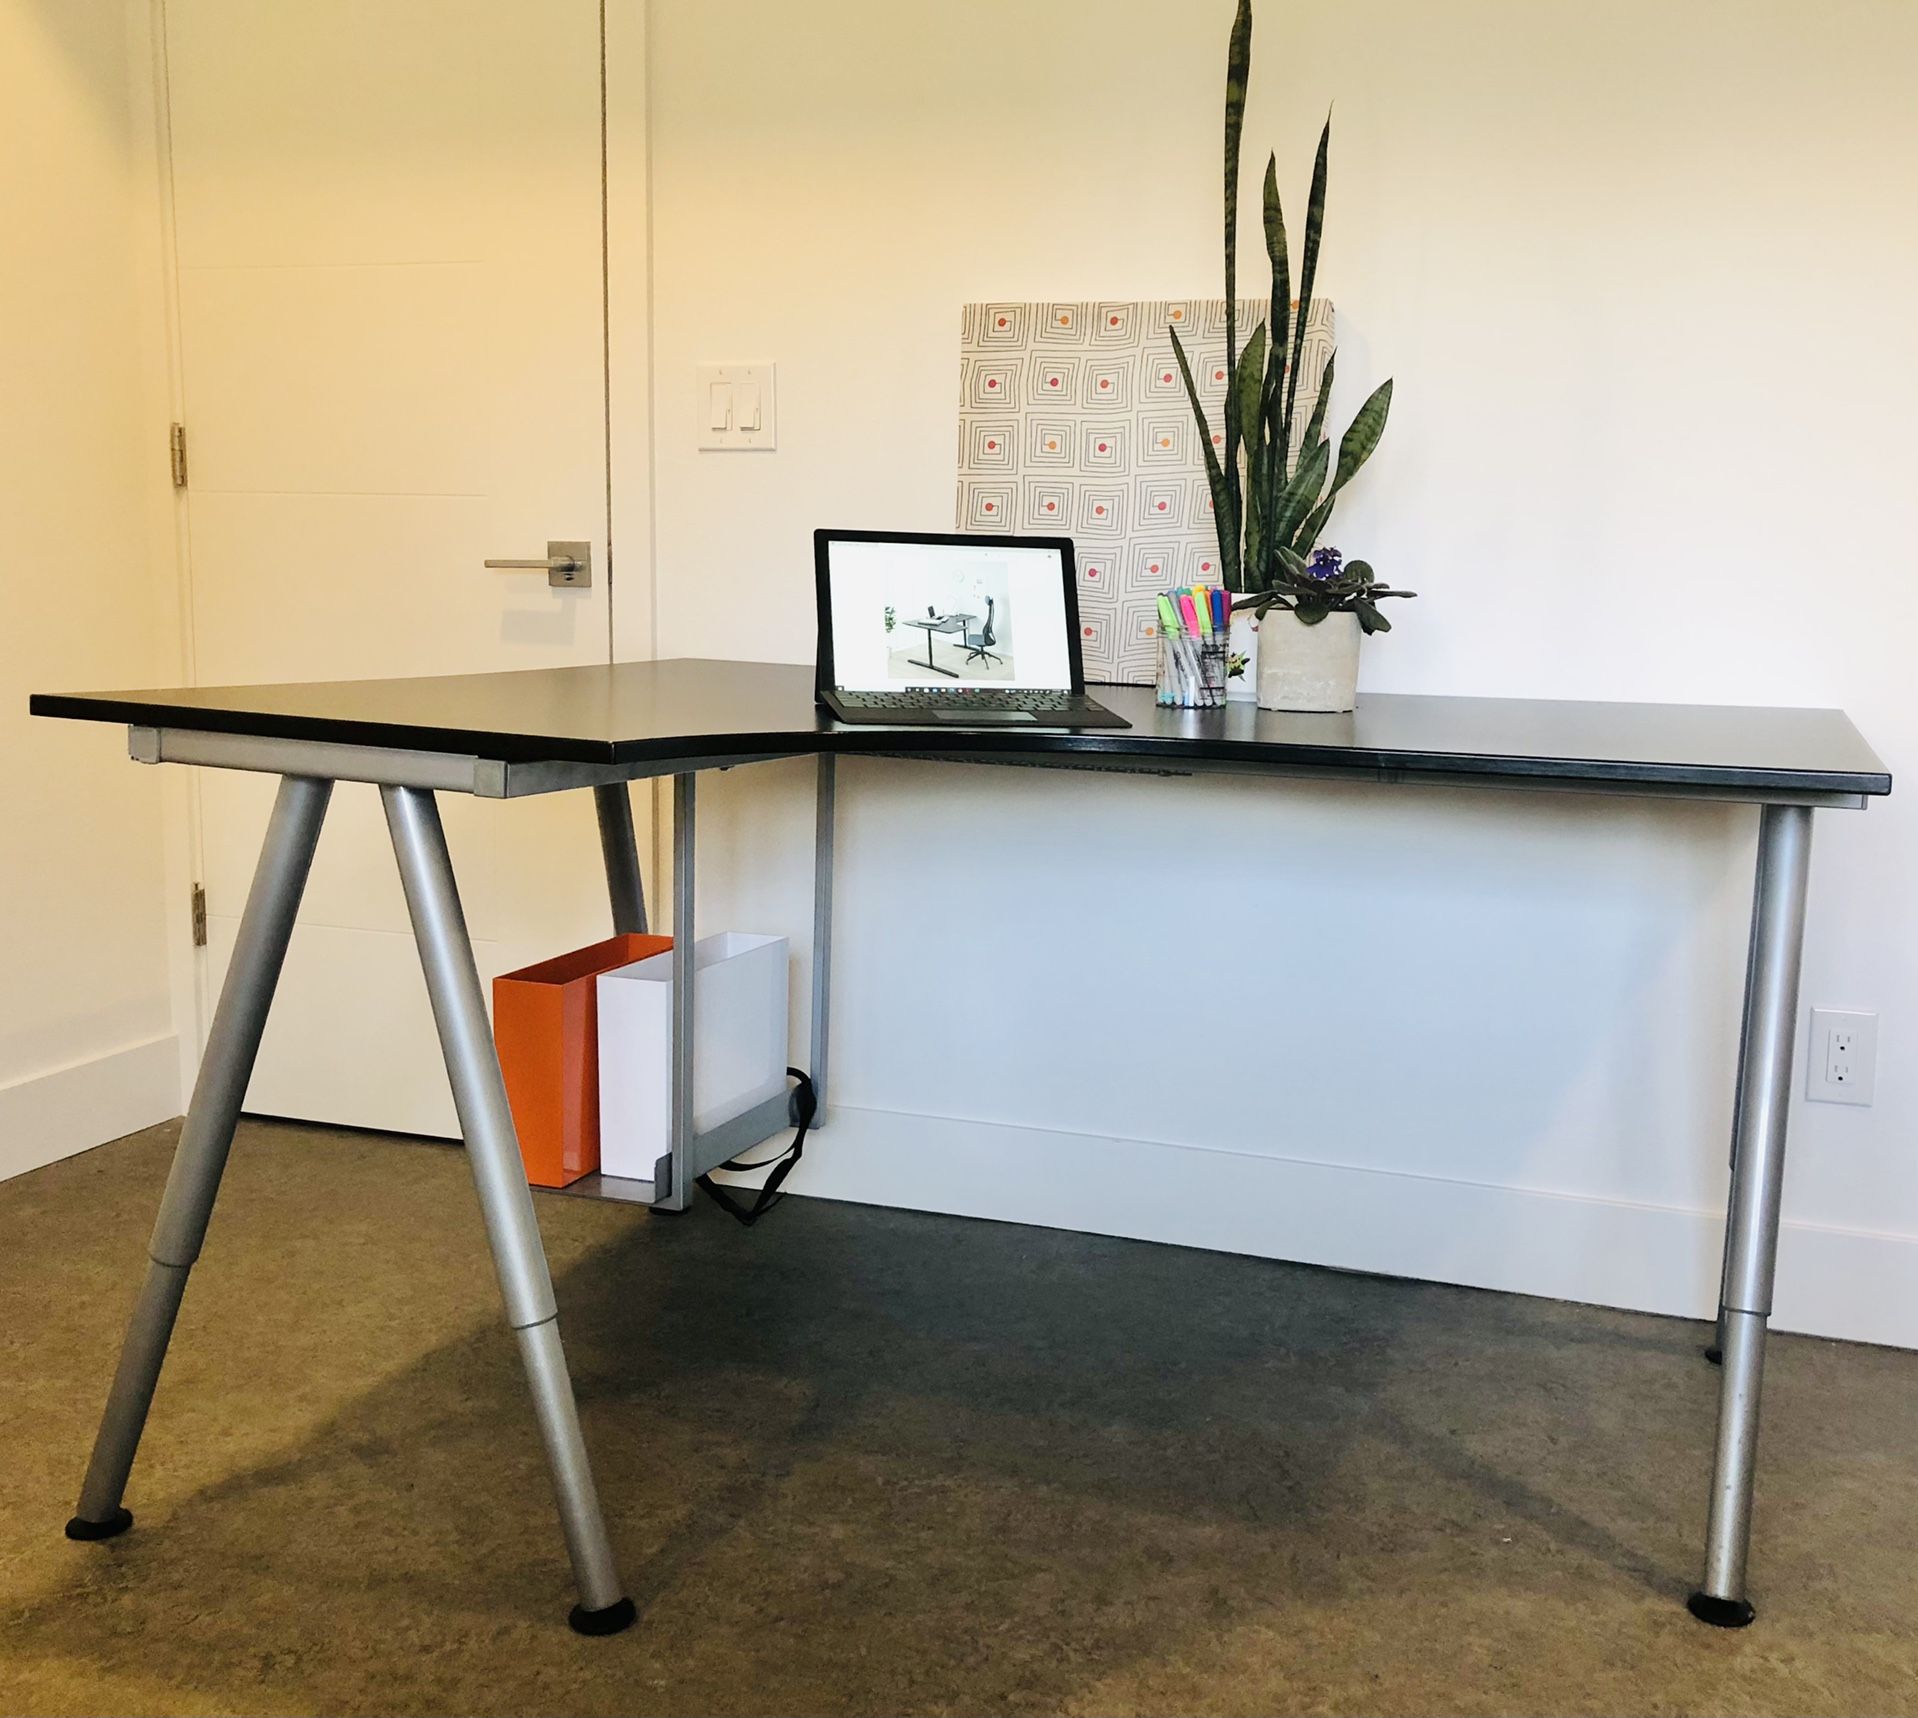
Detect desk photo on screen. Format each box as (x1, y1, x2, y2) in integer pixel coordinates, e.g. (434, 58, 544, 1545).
(882, 559, 1015, 683)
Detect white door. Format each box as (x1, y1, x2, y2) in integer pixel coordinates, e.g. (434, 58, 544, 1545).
(165, 1, 635, 1135)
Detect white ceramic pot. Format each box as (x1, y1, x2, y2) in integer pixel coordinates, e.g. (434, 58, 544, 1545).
(1256, 609, 1361, 712)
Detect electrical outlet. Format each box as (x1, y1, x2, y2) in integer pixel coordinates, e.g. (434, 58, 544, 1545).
(1807, 1007, 1877, 1106)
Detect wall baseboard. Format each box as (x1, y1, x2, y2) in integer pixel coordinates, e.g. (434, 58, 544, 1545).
(0, 1036, 181, 1182)
(751, 1103, 1918, 1352)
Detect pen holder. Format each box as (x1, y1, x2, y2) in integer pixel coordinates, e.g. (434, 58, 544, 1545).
(1155, 623, 1229, 709)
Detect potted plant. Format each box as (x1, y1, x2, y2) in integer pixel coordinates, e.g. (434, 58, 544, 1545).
(1170, 0, 1413, 712)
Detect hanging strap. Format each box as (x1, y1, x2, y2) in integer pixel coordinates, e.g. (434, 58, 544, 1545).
(696, 1068, 817, 1227)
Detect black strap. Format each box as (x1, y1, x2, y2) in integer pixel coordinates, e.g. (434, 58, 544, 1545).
(696, 1068, 816, 1227)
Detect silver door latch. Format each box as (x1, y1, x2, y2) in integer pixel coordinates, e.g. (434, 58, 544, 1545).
(484, 540, 592, 589)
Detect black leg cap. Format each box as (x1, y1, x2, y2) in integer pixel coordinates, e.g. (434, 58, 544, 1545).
(65, 1508, 133, 1542)
(1704, 1344, 1724, 1365)
(1688, 1590, 1755, 1628)
(569, 1596, 636, 1637)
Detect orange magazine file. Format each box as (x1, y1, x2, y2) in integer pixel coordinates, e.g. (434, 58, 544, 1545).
(493, 932, 672, 1188)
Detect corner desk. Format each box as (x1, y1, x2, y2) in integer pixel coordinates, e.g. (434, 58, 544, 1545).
(30, 660, 1891, 1635)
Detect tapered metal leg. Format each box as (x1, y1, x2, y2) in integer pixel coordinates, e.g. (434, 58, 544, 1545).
(592, 782, 648, 935)
(810, 754, 836, 1120)
(1710, 832, 1770, 1365)
(382, 785, 633, 1635)
(67, 774, 332, 1540)
(1690, 802, 1814, 1628)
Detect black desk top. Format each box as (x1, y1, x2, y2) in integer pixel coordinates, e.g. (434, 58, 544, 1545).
(31, 659, 1892, 802)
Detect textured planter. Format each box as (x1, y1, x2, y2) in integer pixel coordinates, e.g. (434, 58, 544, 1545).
(1256, 609, 1361, 712)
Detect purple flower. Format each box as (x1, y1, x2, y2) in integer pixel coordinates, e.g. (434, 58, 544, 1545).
(1306, 546, 1344, 581)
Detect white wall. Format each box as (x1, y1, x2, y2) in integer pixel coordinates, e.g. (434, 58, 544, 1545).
(641, 0, 1917, 1345)
(0, 0, 182, 1176)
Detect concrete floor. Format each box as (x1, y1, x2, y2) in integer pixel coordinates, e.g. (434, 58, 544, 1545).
(2, 1120, 1915, 1717)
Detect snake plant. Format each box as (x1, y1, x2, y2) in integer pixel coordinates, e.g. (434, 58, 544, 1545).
(1170, 0, 1413, 632)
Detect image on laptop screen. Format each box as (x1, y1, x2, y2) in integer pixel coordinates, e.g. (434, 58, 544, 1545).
(826, 538, 1072, 692)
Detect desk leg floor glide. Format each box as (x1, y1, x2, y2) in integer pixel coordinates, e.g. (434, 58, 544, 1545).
(66, 774, 333, 1543)
(382, 785, 633, 1635)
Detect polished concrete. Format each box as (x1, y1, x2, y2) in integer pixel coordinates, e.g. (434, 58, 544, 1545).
(2, 1118, 1915, 1717)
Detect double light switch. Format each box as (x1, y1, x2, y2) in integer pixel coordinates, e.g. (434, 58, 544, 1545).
(697, 364, 776, 450)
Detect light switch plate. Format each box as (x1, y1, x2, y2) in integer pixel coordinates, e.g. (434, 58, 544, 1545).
(696, 363, 776, 451)
(1807, 1006, 1877, 1105)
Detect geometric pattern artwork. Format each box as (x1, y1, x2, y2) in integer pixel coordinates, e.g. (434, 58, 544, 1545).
(959, 298, 1334, 684)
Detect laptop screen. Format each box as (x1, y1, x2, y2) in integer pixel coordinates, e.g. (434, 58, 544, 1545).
(823, 536, 1074, 692)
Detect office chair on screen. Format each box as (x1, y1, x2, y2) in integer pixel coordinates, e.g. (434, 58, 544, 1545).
(963, 596, 1002, 668)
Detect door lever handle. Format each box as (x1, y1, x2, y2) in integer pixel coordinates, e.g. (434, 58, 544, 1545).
(484, 540, 592, 589)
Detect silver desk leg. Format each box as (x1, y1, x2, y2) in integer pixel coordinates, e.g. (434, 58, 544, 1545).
(66, 774, 332, 1542)
(592, 782, 648, 935)
(1689, 802, 1813, 1629)
(810, 754, 836, 1119)
(1710, 827, 1770, 1366)
(382, 784, 634, 1636)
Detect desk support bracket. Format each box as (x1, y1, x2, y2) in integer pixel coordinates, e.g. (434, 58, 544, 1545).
(655, 774, 699, 1211)
(1690, 801, 1814, 1628)
(382, 784, 634, 1635)
(66, 774, 332, 1545)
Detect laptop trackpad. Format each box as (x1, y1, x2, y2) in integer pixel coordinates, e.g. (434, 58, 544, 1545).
(930, 710, 1038, 724)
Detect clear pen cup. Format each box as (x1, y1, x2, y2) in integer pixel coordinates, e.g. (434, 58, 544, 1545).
(1155, 623, 1229, 709)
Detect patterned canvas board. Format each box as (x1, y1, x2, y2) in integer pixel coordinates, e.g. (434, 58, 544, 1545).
(957, 298, 1335, 685)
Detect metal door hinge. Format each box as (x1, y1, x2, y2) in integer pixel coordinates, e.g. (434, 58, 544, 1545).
(169, 422, 188, 488)
(190, 883, 207, 947)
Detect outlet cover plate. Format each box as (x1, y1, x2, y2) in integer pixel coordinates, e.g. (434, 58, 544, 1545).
(1807, 1006, 1877, 1106)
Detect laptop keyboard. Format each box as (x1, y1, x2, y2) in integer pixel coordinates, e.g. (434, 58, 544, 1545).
(836, 689, 1080, 712)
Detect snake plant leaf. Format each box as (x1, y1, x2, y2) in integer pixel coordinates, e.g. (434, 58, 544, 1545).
(1291, 494, 1330, 556)
(1235, 429, 1265, 590)
(1282, 114, 1332, 453)
(1221, 0, 1252, 494)
(1244, 463, 1264, 581)
(1270, 424, 1297, 576)
(1270, 437, 1329, 547)
(1297, 349, 1335, 467)
(1249, 432, 1281, 592)
(1233, 323, 1268, 452)
(1233, 323, 1268, 587)
(1169, 322, 1239, 589)
(1326, 377, 1393, 500)
(1261, 152, 1289, 452)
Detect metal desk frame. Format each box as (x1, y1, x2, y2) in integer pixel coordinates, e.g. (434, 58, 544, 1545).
(61, 719, 1830, 1634)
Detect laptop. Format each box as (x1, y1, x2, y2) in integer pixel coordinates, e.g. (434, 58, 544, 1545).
(814, 529, 1130, 728)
